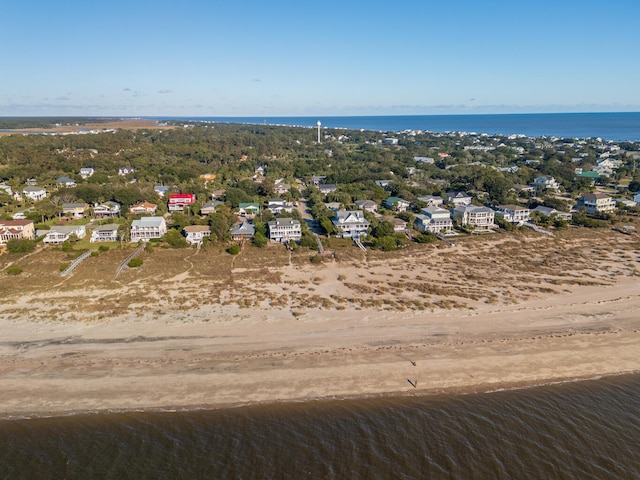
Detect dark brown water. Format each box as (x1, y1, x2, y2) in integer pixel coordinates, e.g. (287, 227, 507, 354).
(1, 374, 639, 479)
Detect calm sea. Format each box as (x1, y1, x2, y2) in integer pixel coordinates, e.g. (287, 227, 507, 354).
(1, 374, 639, 479)
(162, 112, 640, 142)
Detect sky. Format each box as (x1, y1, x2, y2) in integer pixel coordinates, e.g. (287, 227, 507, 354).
(2, 0, 640, 117)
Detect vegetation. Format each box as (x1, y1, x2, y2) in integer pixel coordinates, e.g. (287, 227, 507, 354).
(128, 258, 143, 268)
(226, 244, 241, 255)
(6, 266, 22, 275)
(6, 239, 36, 254)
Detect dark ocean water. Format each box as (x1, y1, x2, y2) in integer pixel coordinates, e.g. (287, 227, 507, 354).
(161, 112, 640, 142)
(1, 374, 639, 479)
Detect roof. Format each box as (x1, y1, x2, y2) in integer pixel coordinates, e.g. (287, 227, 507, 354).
(239, 202, 260, 209)
(183, 225, 210, 233)
(385, 196, 408, 205)
(93, 223, 120, 231)
(268, 218, 300, 227)
(230, 222, 256, 235)
(132, 217, 165, 228)
(0, 219, 33, 227)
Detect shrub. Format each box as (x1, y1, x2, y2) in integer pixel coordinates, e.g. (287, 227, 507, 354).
(226, 244, 241, 255)
(6, 266, 22, 275)
(128, 257, 143, 268)
(253, 232, 268, 248)
(90, 251, 99, 257)
(310, 254, 323, 264)
(98, 245, 110, 252)
(144, 242, 154, 253)
(59, 263, 69, 272)
(6, 239, 35, 254)
(415, 232, 436, 244)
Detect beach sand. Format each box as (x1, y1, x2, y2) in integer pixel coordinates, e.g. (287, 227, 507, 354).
(0, 228, 638, 417)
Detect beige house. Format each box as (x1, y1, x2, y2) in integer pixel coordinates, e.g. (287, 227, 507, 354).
(415, 206, 453, 233)
(129, 201, 158, 215)
(0, 219, 35, 245)
(183, 225, 211, 244)
(495, 205, 531, 224)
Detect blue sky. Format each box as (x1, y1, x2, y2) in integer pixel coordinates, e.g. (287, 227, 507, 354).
(2, 0, 639, 116)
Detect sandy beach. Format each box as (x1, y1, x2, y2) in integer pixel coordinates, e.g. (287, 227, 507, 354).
(0, 228, 638, 418)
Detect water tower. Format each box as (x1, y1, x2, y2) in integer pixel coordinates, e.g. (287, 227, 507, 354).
(317, 120, 321, 144)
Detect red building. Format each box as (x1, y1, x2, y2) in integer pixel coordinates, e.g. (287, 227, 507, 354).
(168, 193, 196, 212)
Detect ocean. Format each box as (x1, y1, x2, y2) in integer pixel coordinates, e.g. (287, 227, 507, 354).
(1, 374, 639, 479)
(162, 112, 640, 142)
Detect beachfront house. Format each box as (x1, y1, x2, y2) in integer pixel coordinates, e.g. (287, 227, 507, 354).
(576, 193, 617, 214)
(332, 210, 370, 239)
(183, 225, 211, 244)
(230, 221, 256, 240)
(453, 205, 495, 231)
(0, 219, 35, 245)
(268, 218, 302, 242)
(495, 204, 531, 224)
(415, 206, 453, 233)
(532, 206, 572, 221)
(43, 225, 87, 244)
(130, 216, 167, 242)
(90, 224, 120, 243)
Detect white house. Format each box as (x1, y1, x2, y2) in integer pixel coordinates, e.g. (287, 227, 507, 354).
(446, 191, 472, 206)
(90, 224, 120, 243)
(130, 216, 167, 242)
(267, 198, 294, 215)
(22, 186, 47, 201)
(415, 195, 444, 207)
(332, 210, 370, 239)
(183, 225, 211, 244)
(354, 199, 378, 213)
(93, 201, 121, 218)
(268, 218, 302, 242)
(532, 206, 572, 221)
(118, 167, 135, 176)
(154, 186, 170, 197)
(384, 197, 410, 212)
(576, 193, 617, 214)
(56, 176, 77, 188)
(453, 205, 495, 231)
(532, 176, 560, 191)
(79, 167, 94, 179)
(415, 206, 453, 233)
(495, 204, 531, 224)
(43, 225, 86, 244)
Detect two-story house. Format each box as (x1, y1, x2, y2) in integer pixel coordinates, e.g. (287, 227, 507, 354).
(415, 206, 453, 233)
(130, 216, 167, 242)
(332, 210, 370, 239)
(268, 218, 302, 242)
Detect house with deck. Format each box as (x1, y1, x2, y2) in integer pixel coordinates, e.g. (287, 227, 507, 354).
(90, 224, 120, 243)
(22, 186, 47, 201)
(183, 225, 211, 244)
(62, 203, 89, 218)
(130, 216, 167, 242)
(230, 221, 256, 240)
(43, 225, 86, 244)
(0, 219, 35, 245)
(168, 193, 196, 212)
(495, 204, 531, 224)
(446, 191, 472, 207)
(576, 193, 617, 214)
(415, 206, 453, 233)
(332, 210, 370, 239)
(453, 205, 495, 231)
(94, 201, 121, 218)
(268, 218, 302, 242)
(129, 201, 157, 215)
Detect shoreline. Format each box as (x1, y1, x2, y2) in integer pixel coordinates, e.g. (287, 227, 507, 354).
(5, 371, 640, 422)
(1, 230, 639, 420)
